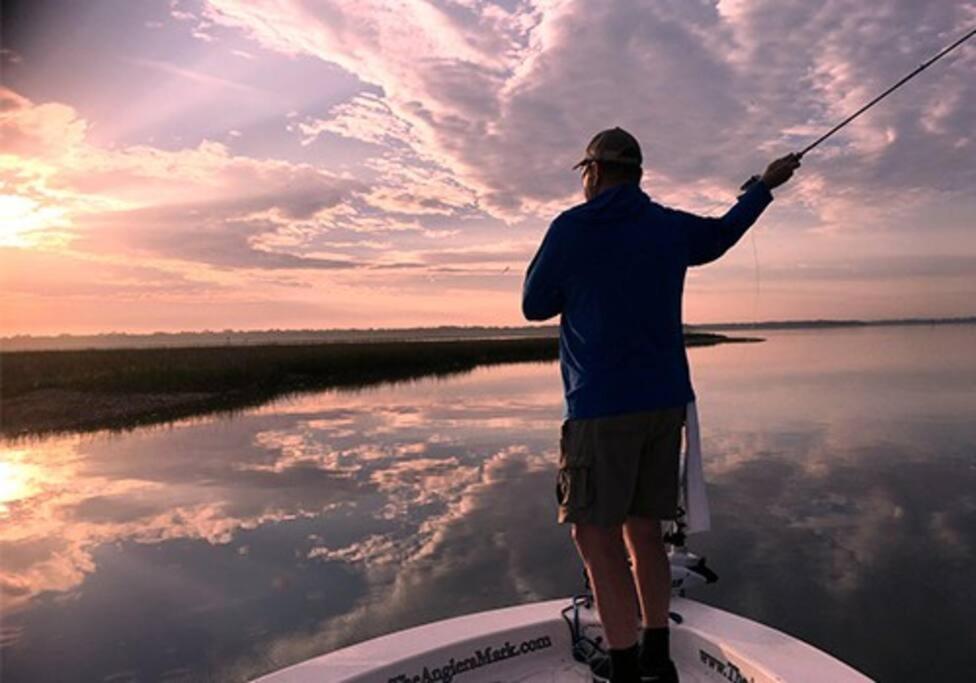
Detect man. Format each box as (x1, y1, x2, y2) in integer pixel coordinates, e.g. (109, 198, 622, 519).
(521, 127, 800, 683)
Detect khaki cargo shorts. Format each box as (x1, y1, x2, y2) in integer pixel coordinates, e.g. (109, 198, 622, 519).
(555, 404, 686, 526)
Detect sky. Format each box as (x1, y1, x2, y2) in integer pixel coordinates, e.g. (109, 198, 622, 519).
(1, 0, 974, 335)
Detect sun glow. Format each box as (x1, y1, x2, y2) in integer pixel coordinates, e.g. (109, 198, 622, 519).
(0, 453, 38, 514)
(0, 194, 66, 247)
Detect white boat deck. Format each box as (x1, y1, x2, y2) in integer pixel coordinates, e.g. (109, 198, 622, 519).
(252, 596, 873, 682)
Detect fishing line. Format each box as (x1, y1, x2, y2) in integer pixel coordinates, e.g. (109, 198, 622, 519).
(750, 228, 761, 326)
(739, 25, 974, 323)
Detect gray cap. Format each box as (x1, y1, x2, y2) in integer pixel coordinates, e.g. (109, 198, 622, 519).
(572, 127, 643, 169)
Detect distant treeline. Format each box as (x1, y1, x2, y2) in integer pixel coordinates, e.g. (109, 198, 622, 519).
(696, 316, 976, 330)
(3, 316, 973, 352)
(0, 325, 558, 352)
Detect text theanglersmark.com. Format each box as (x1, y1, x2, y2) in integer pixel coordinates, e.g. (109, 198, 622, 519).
(387, 634, 554, 683)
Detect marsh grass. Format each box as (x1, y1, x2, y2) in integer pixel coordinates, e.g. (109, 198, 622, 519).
(0, 338, 562, 397)
(0, 333, 748, 438)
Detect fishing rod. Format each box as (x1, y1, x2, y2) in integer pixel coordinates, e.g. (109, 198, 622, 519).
(741, 25, 976, 190)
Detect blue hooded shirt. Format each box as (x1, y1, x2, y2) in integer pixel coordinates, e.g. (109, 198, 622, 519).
(522, 180, 774, 419)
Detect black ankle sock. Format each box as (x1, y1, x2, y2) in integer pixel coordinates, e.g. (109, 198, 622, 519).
(639, 626, 670, 667)
(609, 643, 640, 683)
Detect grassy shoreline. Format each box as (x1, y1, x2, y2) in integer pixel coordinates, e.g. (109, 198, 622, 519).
(0, 332, 759, 439)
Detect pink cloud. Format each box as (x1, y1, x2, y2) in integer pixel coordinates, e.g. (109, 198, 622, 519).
(5, 1, 976, 333)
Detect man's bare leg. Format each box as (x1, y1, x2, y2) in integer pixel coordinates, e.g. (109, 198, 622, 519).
(571, 522, 640, 648)
(622, 515, 670, 628)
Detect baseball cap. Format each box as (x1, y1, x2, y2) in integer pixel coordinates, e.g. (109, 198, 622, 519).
(572, 127, 643, 169)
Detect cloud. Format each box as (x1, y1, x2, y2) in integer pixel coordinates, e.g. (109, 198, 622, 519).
(361, 241, 532, 273)
(5, 1, 976, 332)
(298, 92, 419, 148)
(0, 247, 228, 297)
(0, 87, 369, 269)
(0, 81, 528, 330)
(714, 0, 976, 195)
(713, 253, 976, 283)
(0, 366, 563, 620)
(201, 0, 976, 224)
(200, 0, 547, 217)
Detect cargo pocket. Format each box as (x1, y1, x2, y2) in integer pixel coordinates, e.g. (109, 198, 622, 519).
(555, 421, 595, 509)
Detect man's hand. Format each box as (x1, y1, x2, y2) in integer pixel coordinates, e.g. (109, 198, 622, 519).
(761, 153, 802, 190)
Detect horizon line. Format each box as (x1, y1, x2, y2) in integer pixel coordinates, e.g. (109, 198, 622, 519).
(3, 315, 976, 342)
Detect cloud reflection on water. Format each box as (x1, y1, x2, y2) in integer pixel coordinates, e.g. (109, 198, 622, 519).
(0, 364, 565, 628)
(1, 327, 975, 681)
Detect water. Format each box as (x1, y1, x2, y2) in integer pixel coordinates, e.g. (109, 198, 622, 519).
(1, 325, 974, 682)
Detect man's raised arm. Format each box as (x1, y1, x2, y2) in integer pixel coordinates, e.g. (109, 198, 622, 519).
(677, 153, 801, 266)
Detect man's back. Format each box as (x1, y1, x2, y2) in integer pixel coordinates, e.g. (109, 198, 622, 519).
(522, 180, 774, 419)
(529, 130, 800, 682)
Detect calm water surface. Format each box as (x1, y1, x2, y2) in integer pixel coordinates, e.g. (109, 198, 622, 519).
(2, 325, 974, 682)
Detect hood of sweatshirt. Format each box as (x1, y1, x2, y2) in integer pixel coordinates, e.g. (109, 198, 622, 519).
(571, 182, 650, 223)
